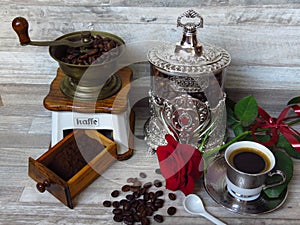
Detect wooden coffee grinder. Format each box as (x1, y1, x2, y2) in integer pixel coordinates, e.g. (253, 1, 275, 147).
(12, 17, 134, 208)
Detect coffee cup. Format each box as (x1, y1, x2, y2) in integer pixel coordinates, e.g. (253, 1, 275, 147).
(224, 141, 286, 201)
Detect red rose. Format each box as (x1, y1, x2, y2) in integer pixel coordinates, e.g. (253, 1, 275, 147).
(156, 134, 203, 195)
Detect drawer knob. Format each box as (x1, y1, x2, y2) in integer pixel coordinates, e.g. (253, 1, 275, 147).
(36, 180, 50, 193)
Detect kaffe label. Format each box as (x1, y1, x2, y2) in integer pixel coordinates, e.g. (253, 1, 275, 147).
(74, 117, 99, 127)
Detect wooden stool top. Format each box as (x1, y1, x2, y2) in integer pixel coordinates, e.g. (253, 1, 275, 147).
(43, 67, 132, 113)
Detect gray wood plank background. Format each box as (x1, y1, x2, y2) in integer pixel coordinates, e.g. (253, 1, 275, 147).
(0, 1, 300, 224)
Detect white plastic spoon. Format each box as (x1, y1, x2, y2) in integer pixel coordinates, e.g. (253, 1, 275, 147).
(183, 194, 227, 225)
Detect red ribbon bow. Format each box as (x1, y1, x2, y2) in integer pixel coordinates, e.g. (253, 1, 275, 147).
(251, 105, 300, 152)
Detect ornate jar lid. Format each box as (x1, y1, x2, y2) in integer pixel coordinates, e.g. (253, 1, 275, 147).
(148, 9, 231, 75)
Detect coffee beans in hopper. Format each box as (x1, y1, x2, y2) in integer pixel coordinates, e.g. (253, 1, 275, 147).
(61, 35, 122, 65)
(102, 173, 177, 224)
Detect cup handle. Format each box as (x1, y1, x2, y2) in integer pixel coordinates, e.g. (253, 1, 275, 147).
(263, 170, 286, 190)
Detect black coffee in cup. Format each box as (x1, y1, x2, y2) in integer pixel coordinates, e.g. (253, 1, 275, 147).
(228, 147, 271, 174)
(225, 141, 286, 201)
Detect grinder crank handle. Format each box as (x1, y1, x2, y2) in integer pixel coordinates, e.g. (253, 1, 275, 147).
(12, 17, 93, 47)
(12, 17, 31, 45)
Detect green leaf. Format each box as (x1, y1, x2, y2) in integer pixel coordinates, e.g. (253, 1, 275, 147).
(226, 105, 239, 127)
(243, 134, 270, 143)
(287, 96, 300, 105)
(234, 95, 258, 127)
(263, 150, 293, 198)
(277, 135, 300, 159)
(232, 123, 244, 137)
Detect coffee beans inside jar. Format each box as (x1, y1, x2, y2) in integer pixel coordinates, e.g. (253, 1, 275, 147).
(102, 173, 177, 224)
(61, 34, 123, 65)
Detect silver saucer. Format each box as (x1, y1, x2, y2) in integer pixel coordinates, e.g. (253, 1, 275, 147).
(204, 156, 288, 215)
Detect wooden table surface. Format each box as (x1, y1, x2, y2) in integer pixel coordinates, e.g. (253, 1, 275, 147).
(0, 69, 299, 225)
(1, 2, 300, 223)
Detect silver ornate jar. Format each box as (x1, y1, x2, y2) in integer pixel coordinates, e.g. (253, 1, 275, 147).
(144, 9, 231, 153)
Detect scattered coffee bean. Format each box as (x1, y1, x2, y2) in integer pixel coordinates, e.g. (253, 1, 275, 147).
(154, 214, 164, 223)
(130, 185, 140, 192)
(167, 206, 177, 216)
(112, 208, 122, 215)
(154, 179, 162, 187)
(146, 207, 154, 216)
(103, 200, 111, 207)
(139, 172, 147, 178)
(112, 201, 120, 208)
(103, 175, 177, 224)
(123, 201, 131, 211)
(140, 187, 147, 195)
(168, 193, 177, 201)
(133, 214, 140, 223)
(149, 191, 155, 200)
(121, 184, 131, 192)
(143, 192, 150, 201)
(133, 191, 141, 199)
(120, 199, 127, 205)
(141, 217, 150, 225)
(155, 168, 161, 174)
(133, 180, 142, 187)
(113, 214, 123, 222)
(111, 190, 120, 198)
(127, 177, 136, 183)
(154, 198, 164, 208)
(155, 190, 164, 197)
(143, 182, 152, 189)
(126, 194, 134, 201)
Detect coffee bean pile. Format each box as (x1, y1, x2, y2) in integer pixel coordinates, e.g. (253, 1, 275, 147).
(61, 35, 123, 65)
(103, 172, 177, 224)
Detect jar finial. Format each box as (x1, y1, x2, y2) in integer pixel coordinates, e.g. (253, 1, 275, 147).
(175, 9, 203, 56)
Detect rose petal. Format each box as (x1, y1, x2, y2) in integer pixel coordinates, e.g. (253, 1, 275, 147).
(189, 150, 203, 178)
(156, 145, 172, 161)
(179, 174, 196, 195)
(156, 136, 203, 196)
(165, 173, 181, 191)
(165, 134, 178, 148)
(157, 146, 177, 179)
